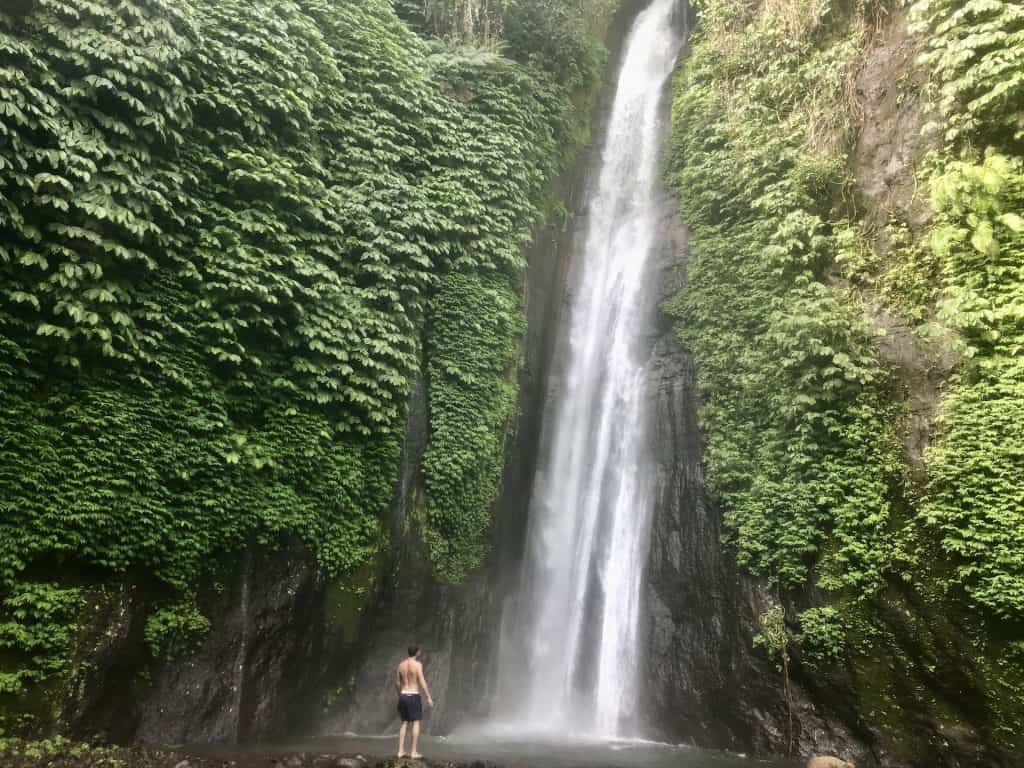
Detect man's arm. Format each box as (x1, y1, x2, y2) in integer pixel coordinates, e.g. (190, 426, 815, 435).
(396, 666, 402, 694)
(417, 662, 433, 706)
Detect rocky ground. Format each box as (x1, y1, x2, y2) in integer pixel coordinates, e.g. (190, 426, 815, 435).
(0, 743, 491, 768)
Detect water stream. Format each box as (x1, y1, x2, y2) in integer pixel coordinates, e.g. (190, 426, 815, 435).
(214, 735, 797, 768)
(490, 0, 684, 739)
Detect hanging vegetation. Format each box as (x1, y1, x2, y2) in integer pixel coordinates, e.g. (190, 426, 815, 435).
(669, 0, 1024, 750)
(0, 0, 611, 732)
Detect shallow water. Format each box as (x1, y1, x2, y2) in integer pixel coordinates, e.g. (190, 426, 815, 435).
(203, 734, 801, 768)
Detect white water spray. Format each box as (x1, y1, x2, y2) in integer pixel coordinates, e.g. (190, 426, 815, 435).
(490, 0, 683, 739)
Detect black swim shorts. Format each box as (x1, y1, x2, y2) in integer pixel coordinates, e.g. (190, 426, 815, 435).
(397, 692, 423, 722)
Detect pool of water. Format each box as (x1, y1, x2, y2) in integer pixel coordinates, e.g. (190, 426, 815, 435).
(203, 733, 801, 768)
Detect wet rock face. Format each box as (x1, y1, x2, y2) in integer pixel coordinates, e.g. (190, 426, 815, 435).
(635, 36, 873, 762)
(316, 563, 496, 736)
(64, 543, 327, 744)
(641, 187, 733, 745)
(850, 7, 953, 482)
(62, 584, 148, 741)
(311, 363, 500, 737)
(851, 9, 935, 235)
(139, 546, 325, 743)
(638, 180, 873, 764)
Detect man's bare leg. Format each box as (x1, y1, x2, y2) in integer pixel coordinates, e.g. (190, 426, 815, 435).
(410, 720, 422, 758)
(397, 721, 408, 757)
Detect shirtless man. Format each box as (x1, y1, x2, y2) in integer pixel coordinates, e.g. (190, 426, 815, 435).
(396, 645, 433, 759)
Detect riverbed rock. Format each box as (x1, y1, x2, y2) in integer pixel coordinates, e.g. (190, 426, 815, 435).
(807, 757, 856, 768)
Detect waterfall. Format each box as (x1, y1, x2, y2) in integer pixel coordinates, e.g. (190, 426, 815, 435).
(491, 0, 683, 740)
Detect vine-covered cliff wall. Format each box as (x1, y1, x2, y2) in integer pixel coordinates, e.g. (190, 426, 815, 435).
(0, 0, 614, 739)
(665, 0, 1023, 764)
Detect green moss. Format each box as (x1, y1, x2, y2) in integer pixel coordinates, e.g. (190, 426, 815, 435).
(324, 562, 379, 645)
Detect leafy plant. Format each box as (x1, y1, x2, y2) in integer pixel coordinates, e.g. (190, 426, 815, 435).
(911, 0, 1024, 148)
(797, 604, 847, 665)
(919, 152, 1024, 619)
(0, 736, 127, 767)
(0, 584, 81, 697)
(143, 602, 210, 660)
(755, 604, 794, 754)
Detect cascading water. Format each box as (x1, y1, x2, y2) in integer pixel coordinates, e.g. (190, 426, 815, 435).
(490, 0, 683, 740)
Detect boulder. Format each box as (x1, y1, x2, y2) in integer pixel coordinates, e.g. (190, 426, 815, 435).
(807, 757, 856, 768)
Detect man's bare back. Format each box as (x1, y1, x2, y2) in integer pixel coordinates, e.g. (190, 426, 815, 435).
(397, 657, 427, 694)
(395, 645, 432, 759)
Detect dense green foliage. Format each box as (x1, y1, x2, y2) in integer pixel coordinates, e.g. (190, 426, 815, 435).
(909, 1, 1024, 732)
(0, 0, 609, 730)
(425, 270, 525, 580)
(0, 584, 80, 698)
(414, 48, 567, 581)
(672, 0, 1024, 746)
(0, 736, 128, 768)
(907, 0, 1024, 624)
(667, 0, 905, 597)
(921, 154, 1024, 620)
(911, 0, 1024, 148)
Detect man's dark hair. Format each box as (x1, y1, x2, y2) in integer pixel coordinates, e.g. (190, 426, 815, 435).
(407, 645, 420, 657)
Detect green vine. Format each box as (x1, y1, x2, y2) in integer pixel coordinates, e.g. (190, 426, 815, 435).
(667, 0, 906, 597)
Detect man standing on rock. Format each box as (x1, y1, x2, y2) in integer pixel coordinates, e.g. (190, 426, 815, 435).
(396, 645, 433, 759)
